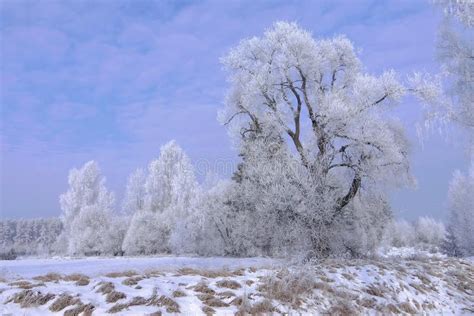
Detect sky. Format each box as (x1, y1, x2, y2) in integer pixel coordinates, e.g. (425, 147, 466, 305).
(0, 0, 470, 221)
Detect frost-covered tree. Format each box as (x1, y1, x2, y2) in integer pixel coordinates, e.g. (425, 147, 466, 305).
(59, 161, 115, 255)
(433, 0, 474, 130)
(219, 22, 442, 257)
(122, 168, 146, 214)
(122, 211, 169, 255)
(447, 161, 474, 256)
(144, 141, 198, 218)
(123, 141, 199, 255)
(384, 220, 416, 248)
(414, 216, 446, 248)
(14, 219, 33, 254)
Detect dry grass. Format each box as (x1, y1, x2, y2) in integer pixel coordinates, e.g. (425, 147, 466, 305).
(63, 303, 95, 316)
(218, 290, 236, 298)
(129, 296, 148, 306)
(202, 305, 216, 315)
(5, 289, 55, 308)
(245, 280, 254, 286)
(143, 269, 163, 278)
(107, 303, 129, 313)
(95, 281, 115, 294)
(64, 273, 90, 286)
(193, 281, 216, 294)
(106, 291, 126, 303)
(32, 272, 62, 283)
(364, 284, 386, 298)
(8, 280, 44, 289)
(235, 295, 275, 315)
(107, 296, 149, 313)
(398, 301, 418, 314)
(216, 279, 241, 289)
(172, 290, 186, 297)
(105, 270, 138, 278)
(327, 300, 359, 315)
(257, 268, 317, 308)
(203, 297, 229, 307)
(122, 276, 143, 286)
(176, 267, 235, 278)
(147, 288, 180, 313)
(49, 294, 81, 312)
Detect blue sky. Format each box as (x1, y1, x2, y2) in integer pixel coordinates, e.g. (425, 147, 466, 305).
(0, 0, 469, 220)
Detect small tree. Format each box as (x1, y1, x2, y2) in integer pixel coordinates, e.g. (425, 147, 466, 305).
(446, 160, 474, 256)
(122, 141, 199, 255)
(59, 161, 115, 255)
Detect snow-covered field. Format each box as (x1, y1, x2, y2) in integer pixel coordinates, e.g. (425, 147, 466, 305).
(0, 256, 278, 279)
(1, 255, 473, 315)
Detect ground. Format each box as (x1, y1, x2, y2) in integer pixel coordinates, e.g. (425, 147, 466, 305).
(0, 254, 473, 315)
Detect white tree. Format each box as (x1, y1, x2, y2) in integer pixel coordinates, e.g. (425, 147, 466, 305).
(122, 211, 169, 255)
(434, 0, 474, 130)
(144, 140, 198, 218)
(123, 141, 199, 255)
(59, 161, 115, 255)
(122, 168, 146, 214)
(219, 22, 442, 257)
(447, 160, 474, 256)
(414, 216, 446, 249)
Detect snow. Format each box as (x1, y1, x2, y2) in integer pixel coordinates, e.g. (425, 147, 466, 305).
(0, 256, 278, 279)
(1, 256, 472, 315)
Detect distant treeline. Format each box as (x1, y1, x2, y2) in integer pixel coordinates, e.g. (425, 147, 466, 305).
(0, 218, 63, 257)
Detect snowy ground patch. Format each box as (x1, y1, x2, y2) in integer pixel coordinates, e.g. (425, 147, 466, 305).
(1, 256, 472, 315)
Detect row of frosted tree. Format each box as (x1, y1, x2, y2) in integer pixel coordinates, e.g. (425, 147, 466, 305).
(0, 144, 456, 258)
(1, 1, 472, 259)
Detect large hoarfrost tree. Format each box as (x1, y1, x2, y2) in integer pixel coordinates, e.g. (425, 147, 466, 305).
(59, 161, 115, 255)
(220, 22, 442, 257)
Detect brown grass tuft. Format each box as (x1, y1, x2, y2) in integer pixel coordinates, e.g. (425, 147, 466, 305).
(176, 267, 235, 278)
(49, 294, 81, 312)
(107, 303, 129, 313)
(63, 303, 95, 316)
(364, 284, 386, 297)
(327, 300, 359, 315)
(106, 291, 127, 303)
(95, 281, 115, 294)
(216, 279, 241, 290)
(64, 273, 90, 286)
(8, 280, 43, 289)
(202, 305, 216, 315)
(5, 289, 55, 308)
(122, 276, 143, 286)
(398, 301, 418, 313)
(193, 282, 216, 294)
(147, 289, 180, 313)
(218, 290, 236, 298)
(106, 270, 138, 278)
(129, 296, 147, 306)
(172, 290, 186, 297)
(257, 268, 317, 308)
(32, 272, 62, 283)
(203, 297, 229, 308)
